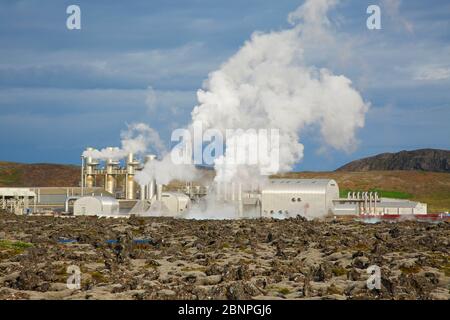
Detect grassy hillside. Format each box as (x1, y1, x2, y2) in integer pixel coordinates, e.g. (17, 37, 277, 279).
(275, 171, 450, 213)
(0, 162, 80, 187)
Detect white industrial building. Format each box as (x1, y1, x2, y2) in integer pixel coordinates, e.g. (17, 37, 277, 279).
(260, 179, 339, 218)
(0, 188, 36, 215)
(160, 192, 191, 215)
(1, 145, 431, 219)
(73, 196, 120, 216)
(128, 192, 191, 217)
(333, 192, 427, 216)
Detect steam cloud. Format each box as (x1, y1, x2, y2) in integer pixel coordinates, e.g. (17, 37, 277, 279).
(82, 123, 166, 160)
(125, 0, 369, 192)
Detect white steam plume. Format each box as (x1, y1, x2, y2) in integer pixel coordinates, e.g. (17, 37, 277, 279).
(133, 0, 369, 190)
(189, 0, 369, 183)
(82, 123, 166, 160)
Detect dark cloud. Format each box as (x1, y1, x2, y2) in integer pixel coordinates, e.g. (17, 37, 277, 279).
(0, 0, 448, 166)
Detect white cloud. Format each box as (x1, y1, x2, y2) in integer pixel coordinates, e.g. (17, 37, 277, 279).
(414, 66, 450, 81)
(382, 0, 414, 34)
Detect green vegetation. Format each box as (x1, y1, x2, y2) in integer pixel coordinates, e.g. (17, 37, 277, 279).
(221, 242, 230, 249)
(180, 266, 207, 272)
(90, 271, 107, 283)
(340, 188, 413, 199)
(443, 266, 450, 277)
(332, 267, 347, 277)
(0, 240, 33, 254)
(277, 287, 291, 295)
(399, 265, 421, 274)
(326, 284, 343, 295)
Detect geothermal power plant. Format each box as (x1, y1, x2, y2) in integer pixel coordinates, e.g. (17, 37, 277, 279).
(0, 147, 430, 219)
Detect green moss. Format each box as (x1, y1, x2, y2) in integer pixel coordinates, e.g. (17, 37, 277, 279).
(332, 267, 347, 277)
(277, 287, 290, 295)
(90, 271, 107, 283)
(399, 265, 421, 274)
(440, 264, 450, 277)
(327, 284, 342, 295)
(0, 240, 33, 253)
(180, 266, 207, 272)
(222, 242, 230, 249)
(352, 243, 369, 251)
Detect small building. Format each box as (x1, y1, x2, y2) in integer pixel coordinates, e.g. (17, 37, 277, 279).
(73, 196, 119, 216)
(128, 192, 191, 217)
(333, 198, 428, 216)
(375, 198, 427, 215)
(261, 179, 339, 218)
(160, 192, 191, 215)
(0, 188, 36, 215)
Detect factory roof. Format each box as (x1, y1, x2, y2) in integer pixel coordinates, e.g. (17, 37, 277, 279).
(33, 187, 109, 196)
(74, 195, 119, 206)
(262, 179, 338, 194)
(0, 188, 36, 197)
(378, 199, 421, 208)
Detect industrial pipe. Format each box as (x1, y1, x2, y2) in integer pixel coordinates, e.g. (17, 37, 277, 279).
(156, 184, 162, 201)
(64, 196, 80, 213)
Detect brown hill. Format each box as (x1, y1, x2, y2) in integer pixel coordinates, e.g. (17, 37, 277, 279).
(337, 149, 450, 172)
(0, 162, 80, 187)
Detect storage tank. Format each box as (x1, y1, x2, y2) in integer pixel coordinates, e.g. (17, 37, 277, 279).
(84, 147, 99, 188)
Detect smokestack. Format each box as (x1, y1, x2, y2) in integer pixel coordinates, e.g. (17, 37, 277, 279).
(126, 152, 139, 200)
(223, 182, 228, 202)
(237, 183, 243, 217)
(84, 147, 98, 189)
(216, 182, 222, 201)
(144, 154, 157, 201)
(147, 180, 155, 200)
(105, 147, 118, 195)
(140, 184, 146, 200)
(156, 184, 162, 201)
(231, 182, 236, 202)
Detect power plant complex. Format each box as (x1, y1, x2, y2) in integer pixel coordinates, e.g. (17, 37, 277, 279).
(0, 147, 430, 219)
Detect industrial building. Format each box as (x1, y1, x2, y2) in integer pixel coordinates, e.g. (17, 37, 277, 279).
(0, 146, 430, 219)
(73, 196, 120, 216)
(82, 148, 144, 200)
(0, 188, 36, 215)
(0, 187, 111, 215)
(210, 178, 428, 219)
(80, 147, 193, 217)
(260, 179, 339, 218)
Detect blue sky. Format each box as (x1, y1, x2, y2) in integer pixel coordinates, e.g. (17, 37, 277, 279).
(0, 0, 449, 170)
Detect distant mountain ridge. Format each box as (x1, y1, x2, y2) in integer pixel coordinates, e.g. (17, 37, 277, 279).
(336, 149, 450, 173)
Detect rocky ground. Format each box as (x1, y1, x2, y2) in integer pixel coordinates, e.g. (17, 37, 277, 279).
(0, 213, 448, 300)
